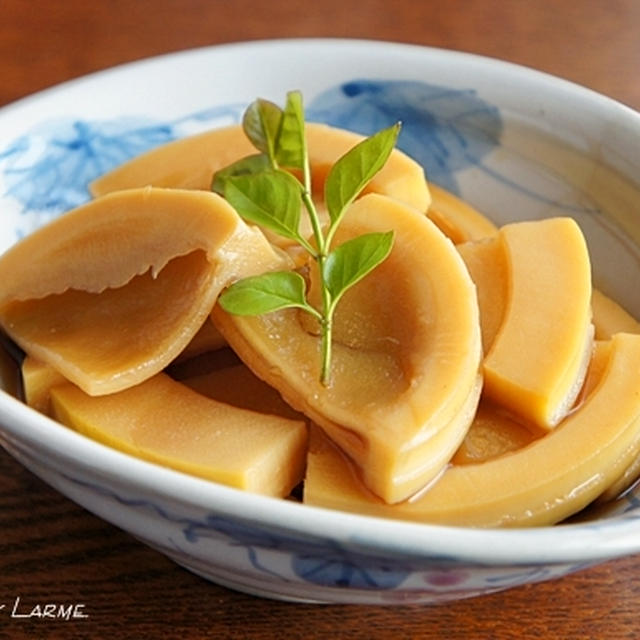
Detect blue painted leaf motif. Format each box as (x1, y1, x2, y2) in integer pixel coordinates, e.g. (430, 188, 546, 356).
(187, 513, 414, 590)
(0, 103, 246, 216)
(3, 119, 176, 213)
(307, 79, 503, 195)
(291, 550, 411, 590)
(0, 137, 29, 160)
(182, 513, 414, 588)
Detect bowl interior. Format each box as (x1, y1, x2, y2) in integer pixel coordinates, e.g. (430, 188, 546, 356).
(1, 39, 640, 562)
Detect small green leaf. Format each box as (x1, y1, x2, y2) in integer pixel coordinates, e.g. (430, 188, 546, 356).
(219, 271, 312, 316)
(275, 91, 306, 170)
(323, 231, 394, 305)
(324, 123, 401, 239)
(211, 154, 271, 195)
(224, 170, 302, 241)
(242, 99, 283, 162)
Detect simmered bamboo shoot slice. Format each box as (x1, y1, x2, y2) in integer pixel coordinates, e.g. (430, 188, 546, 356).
(173, 319, 227, 363)
(304, 333, 640, 527)
(460, 233, 637, 359)
(597, 453, 640, 503)
(483, 217, 593, 429)
(90, 123, 431, 213)
(21, 356, 67, 415)
(427, 183, 497, 244)
(0, 188, 288, 395)
(459, 234, 630, 393)
(591, 288, 640, 339)
(457, 235, 507, 353)
(183, 363, 304, 422)
(213, 193, 482, 504)
(450, 400, 540, 465)
(50, 373, 307, 497)
(91, 126, 256, 195)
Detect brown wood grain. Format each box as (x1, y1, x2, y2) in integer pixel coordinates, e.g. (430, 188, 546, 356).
(1, 1, 640, 638)
(2, 0, 640, 111)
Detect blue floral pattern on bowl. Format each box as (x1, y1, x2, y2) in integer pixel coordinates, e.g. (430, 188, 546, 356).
(309, 79, 502, 194)
(0, 103, 245, 237)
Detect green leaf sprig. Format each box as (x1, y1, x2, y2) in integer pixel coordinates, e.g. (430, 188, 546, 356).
(213, 91, 399, 386)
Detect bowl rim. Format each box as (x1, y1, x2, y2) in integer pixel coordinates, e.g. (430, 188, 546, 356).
(1, 38, 640, 567)
(2, 37, 639, 119)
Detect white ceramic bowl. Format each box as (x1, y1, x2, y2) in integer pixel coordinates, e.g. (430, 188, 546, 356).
(1, 39, 639, 605)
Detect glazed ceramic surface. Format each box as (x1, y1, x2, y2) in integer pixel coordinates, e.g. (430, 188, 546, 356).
(0, 39, 639, 604)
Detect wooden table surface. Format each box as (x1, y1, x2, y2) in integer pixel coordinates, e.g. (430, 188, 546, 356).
(1, 1, 640, 638)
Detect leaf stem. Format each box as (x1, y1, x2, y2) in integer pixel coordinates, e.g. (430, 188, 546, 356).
(320, 308, 333, 386)
(316, 253, 333, 386)
(299, 188, 334, 385)
(300, 190, 325, 254)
